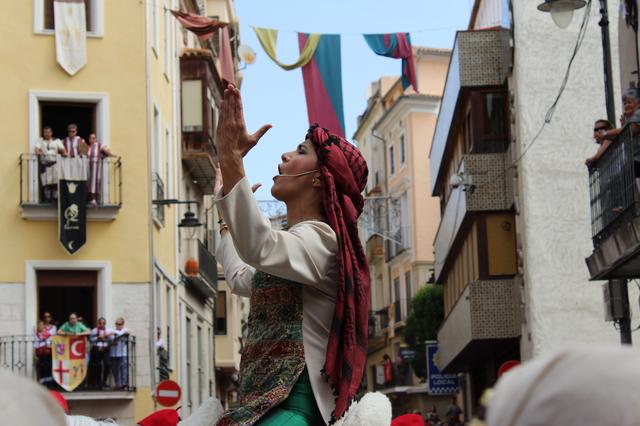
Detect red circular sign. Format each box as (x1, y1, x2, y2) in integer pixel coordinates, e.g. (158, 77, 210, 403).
(498, 360, 520, 378)
(156, 380, 182, 407)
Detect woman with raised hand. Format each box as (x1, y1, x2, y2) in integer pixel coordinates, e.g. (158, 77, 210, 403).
(214, 84, 370, 425)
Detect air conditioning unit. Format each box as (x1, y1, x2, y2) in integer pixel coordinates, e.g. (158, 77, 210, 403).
(603, 280, 626, 322)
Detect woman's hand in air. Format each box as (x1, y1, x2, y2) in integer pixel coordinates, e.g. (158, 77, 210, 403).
(216, 84, 271, 159)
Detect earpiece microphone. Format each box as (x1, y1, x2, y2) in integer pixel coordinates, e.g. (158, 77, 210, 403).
(274, 169, 320, 179)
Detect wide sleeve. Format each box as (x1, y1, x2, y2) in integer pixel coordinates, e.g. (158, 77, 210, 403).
(215, 231, 256, 297)
(215, 177, 338, 293)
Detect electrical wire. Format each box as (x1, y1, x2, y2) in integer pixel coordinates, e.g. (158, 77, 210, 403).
(509, 0, 593, 169)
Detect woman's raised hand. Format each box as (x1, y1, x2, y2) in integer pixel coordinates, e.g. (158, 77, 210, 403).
(216, 84, 271, 159)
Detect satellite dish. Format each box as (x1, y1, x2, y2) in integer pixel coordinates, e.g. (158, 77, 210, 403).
(238, 44, 256, 65)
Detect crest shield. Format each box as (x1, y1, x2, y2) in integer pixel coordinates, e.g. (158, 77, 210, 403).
(51, 335, 88, 391)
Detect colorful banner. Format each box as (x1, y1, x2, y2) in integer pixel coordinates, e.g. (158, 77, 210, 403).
(59, 179, 87, 255)
(426, 341, 458, 395)
(299, 34, 346, 137)
(52, 335, 88, 391)
(170, 10, 226, 40)
(254, 28, 321, 71)
(364, 33, 418, 92)
(54, 0, 87, 76)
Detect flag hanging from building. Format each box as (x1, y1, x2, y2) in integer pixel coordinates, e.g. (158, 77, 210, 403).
(219, 26, 236, 85)
(54, 0, 87, 76)
(59, 179, 87, 255)
(254, 28, 321, 70)
(170, 10, 227, 40)
(364, 33, 418, 92)
(52, 335, 88, 391)
(299, 34, 346, 137)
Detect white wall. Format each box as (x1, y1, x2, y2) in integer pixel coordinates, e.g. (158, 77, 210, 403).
(511, 0, 636, 359)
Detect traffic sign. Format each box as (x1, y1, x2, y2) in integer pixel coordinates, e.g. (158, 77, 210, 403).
(156, 380, 181, 407)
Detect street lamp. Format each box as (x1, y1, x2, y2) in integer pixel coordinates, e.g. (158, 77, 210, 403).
(152, 199, 203, 228)
(537, 0, 617, 124)
(537, 0, 586, 29)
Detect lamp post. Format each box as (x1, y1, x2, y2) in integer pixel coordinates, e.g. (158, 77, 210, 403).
(537, 0, 617, 123)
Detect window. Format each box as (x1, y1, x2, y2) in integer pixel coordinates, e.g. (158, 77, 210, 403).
(470, 90, 509, 153)
(165, 285, 173, 367)
(393, 277, 401, 322)
(197, 325, 203, 405)
(165, 128, 171, 198)
(152, 106, 164, 225)
(152, 0, 159, 55)
(37, 0, 104, 37)
(186, 316, 192, 409)
(182, 80, 203, 132)
(389, 146, 395, 175)
(215, 291, 227, 335)
(400, 135, 405, 165)
(404, 271, 412, 318)
(163, 2, 170, 78)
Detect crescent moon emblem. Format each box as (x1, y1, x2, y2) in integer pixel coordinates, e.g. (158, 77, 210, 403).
(69, 241, 75, 250)
(71, 339, 83, 357)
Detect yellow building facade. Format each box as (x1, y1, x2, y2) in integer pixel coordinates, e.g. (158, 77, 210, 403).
(0, 0, 237, 423)
(355, 47, 451, 417)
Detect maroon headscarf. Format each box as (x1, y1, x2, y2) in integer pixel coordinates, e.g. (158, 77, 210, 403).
(306, 124, 371, 423)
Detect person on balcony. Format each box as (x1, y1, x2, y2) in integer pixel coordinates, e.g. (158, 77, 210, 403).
(89, 317, 112, 390)
(57, 312, 90, 336)
(84, 132, 113, 207)
(34, 125, 66, 202)
(596, 88, 640, 142)
(63, 124, 87, 158)
(382, 354, 394, 387)
(585, 120, 614, 168)
(42, 311, 58, 335)
(109, 317, 130, 390)
(34, 319, 54, 388)
(214, 84, 370, 425)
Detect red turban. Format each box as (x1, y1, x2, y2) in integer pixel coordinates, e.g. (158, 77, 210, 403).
(306, 124, 370, 423)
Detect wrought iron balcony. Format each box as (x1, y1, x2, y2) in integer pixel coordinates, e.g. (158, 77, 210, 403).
(19, 154, 122, 221)
(385, 226, 411, 261)
(184, 240, 218, 299)
(0, 334, 136, 395)
(586, 125, 640, 279)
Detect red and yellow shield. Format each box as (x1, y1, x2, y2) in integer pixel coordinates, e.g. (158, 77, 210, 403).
(51, 335, 88, 391)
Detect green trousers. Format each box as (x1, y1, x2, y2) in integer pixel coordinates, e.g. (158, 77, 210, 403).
(256, 368, 325, 426)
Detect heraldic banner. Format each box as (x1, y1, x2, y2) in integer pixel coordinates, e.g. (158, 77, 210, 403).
(52, 335, 88, 391)
(54, 0, 87, 76)
(59, 179, 87, 255)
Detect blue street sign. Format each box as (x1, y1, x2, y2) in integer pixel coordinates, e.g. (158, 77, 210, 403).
(426, 341, 459, 395)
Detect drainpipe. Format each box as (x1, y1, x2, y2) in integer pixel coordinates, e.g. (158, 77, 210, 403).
(145, 0, 159, 394)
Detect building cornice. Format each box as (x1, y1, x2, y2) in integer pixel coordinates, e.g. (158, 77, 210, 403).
(373, 95, 441, 133)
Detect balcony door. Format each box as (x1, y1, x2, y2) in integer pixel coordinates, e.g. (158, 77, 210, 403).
(37, 270, 98, 329)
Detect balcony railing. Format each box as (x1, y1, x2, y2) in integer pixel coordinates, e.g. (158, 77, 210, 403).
(19, 154, 122, 220)
(198, 240, 218, 289)
(184, 241, 217, 299)
(385, 226, 411, 261)
(589, 125, 638, 245)
(372, 361, 418, 391)
(0, 335, 136, 392)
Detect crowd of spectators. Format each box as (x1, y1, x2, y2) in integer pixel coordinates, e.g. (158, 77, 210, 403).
(34, 312, 131, 391)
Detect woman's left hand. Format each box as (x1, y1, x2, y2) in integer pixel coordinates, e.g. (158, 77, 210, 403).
(217, 84, 271, 159)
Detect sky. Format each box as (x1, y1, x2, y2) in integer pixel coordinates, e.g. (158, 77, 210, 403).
(234, 0, 472, 201)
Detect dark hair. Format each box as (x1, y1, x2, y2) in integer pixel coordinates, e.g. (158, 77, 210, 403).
(98, 317, 106, 322)
(67, 124, 78, 130)
(43, 126, 52, 131)
(595, 119, 613, 130)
